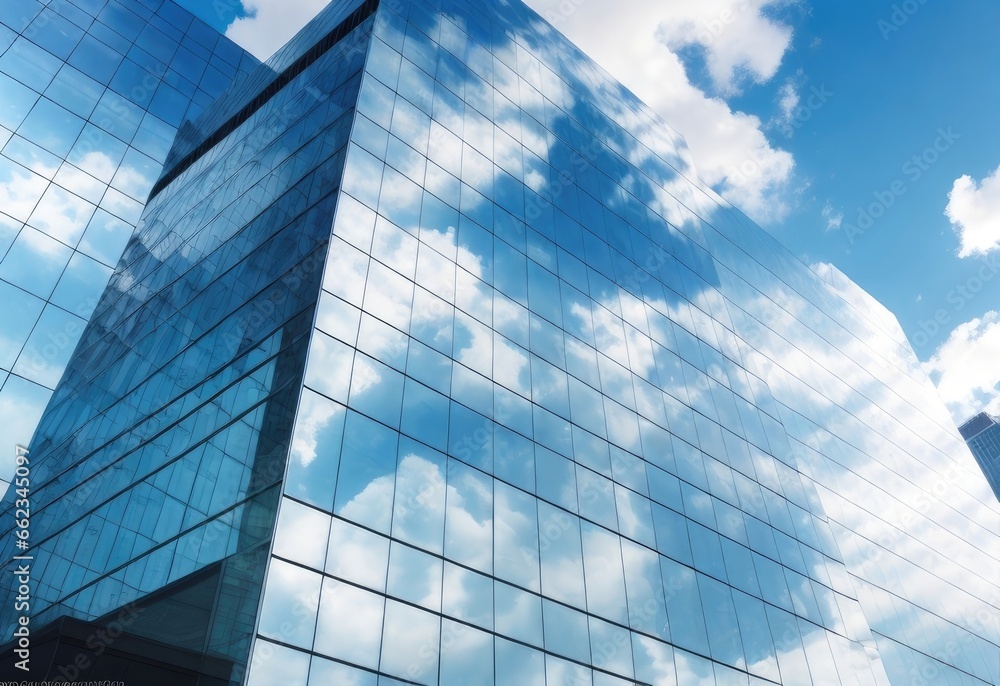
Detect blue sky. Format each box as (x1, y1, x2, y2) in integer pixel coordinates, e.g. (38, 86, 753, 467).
(191, 0, 1000, 425)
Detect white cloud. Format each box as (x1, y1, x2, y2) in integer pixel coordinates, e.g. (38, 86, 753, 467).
(525, 0, 796, 224)
(650, 0, 794, 95)
(921, 311, 1000, 425)
(945, 165, 1000, 257)
(777, 80, 800, 126)
(226, 0, 333, 60)
(822, 202, 843, 231)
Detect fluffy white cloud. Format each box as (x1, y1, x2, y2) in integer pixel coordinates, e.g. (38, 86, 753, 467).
(921, 311, 1000, 425)
(226, 0, 333, 59)
(526, 0, 796, 224)
(945, 165, 1000, 257)
(650, 0, 794, 95)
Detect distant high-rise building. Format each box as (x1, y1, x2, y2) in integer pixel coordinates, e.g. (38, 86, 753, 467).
(0, 0, 259, 480)
(1, 0, 998, 684)
(959, 412, 1000, 500)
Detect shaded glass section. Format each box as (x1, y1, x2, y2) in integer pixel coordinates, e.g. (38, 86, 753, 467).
(0, 4, 373, 683)
(0, 0, 259, 477)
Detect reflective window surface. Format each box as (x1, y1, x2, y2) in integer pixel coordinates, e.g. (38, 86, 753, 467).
(1, 0, 998, 684)
(0, 0, 370, 681)
(0, 0, 260, 474)
(960, 413, 1000, 501)
(254, 0, 999, 684)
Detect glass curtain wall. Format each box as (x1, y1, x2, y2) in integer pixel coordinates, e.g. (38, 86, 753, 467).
(0, 0, 259, 473)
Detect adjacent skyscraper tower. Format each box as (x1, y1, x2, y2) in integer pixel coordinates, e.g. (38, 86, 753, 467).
(2, 0, 998, 684)
(959, 412, 1000, 501)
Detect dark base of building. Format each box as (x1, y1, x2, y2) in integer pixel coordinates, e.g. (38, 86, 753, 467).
(0, 614, 233, 683)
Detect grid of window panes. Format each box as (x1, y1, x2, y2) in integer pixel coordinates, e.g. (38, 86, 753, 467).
(0, 0, 994, 682)
(248, 1, 998, 685)
(0, 0, 258, 471)
(161, 0, 374, 176)
(0, 10, 374, 683)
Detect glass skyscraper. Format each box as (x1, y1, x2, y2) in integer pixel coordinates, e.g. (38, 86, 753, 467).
(2, 0, 998, 684)
(959, 413, 1000, 501)
(0, 0, 258, 483)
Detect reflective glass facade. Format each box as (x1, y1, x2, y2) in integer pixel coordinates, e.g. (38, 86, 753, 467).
(0, 0, 258, 478)
(3, 0, 1000, 684)
(0, 0, 367, 681)
(959, 413, 1000, 501)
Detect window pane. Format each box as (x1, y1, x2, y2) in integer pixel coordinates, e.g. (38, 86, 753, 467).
(257, 558, 321, 649)
(576, 465, 617, 531)
(494, 425, 534, 492)
(546, 653, 592, 686)
(493, 481, 539, 591)
(535, 446, 577, 512)
(386, 541, 442, 611)
(392, 438, 447, 554)
(615, 485, 656, 548)
(286, 390, 345, 511)
(357, 313, 408, 370)
(765, 605, 810, 683)
(326, 518, 389, 592)
(444, 458, 493, 573)
(400, 377, 449, 450)
(247, 640, 310, 686)
(379, 599, 440, 682)
(580, 522, 627, 624)
(334, 412, 398, 533)
(632, 634, 676, 686)
(271, 498, 330, 570)
(621, 539, 669, 640)
(314, 579, 384, 669)
(304, 331, 354, 402)
(442, 562, 493, 628)
(674, 649, 715, 685)
(496, 637, 545, 686)
(494, 581, 542, 646)
(660, 555, 708, 654)
(542, 598, 591, 663)
(688, 521, 727, 581)
(699, 574, 744, 668)
(349, 353, 404, 429)
(439, 619, 494, 686)
(538, 501, 585, 608)
(308, 656, 377, 686)
(720, 537, 761, 598)
(589, 615, 634, 680)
